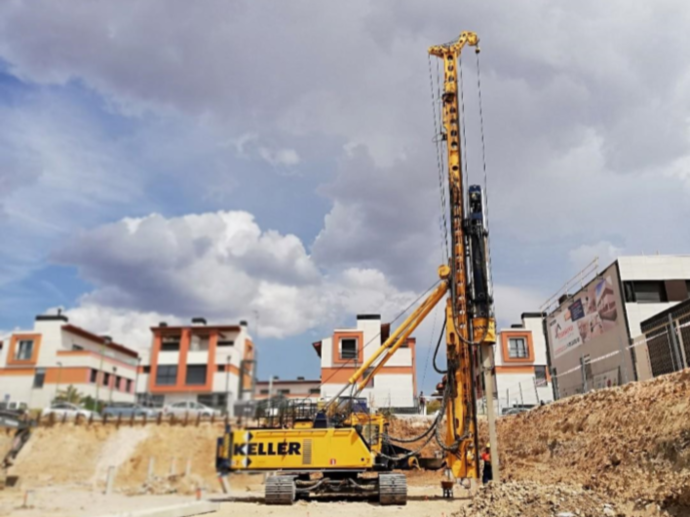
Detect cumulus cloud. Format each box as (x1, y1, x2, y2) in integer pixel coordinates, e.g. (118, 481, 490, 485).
(56, 210, 418, 340)
(3, 1, 690, 358)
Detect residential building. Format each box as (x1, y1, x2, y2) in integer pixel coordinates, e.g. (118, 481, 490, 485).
(0, 313, 139, 408)
(544, 255, 690, 397)
(494, 313, 554, 411)
(136, 318, 256, 414)
(254, 377, 321, 400)
(312, 314, 417, 410)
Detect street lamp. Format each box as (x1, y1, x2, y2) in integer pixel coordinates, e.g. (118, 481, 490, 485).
(55, 362, 63, 402)
(110, 366, 117, 403)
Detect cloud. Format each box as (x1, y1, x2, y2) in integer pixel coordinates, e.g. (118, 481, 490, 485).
(56, 210, 418, 340)
(569, 241, 623, 271)
(492, 284, 548, 327)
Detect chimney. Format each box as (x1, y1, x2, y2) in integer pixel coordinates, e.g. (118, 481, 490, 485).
(356, 314, 381, 321)
(297, 376, 305, 381)
(239, 320, 248, 327)
(159, 322, 168, 327)
(101, 335, 112, 343)
(191, 317, 207, 326)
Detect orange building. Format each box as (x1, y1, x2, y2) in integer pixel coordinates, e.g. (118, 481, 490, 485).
(136, 318, 256, 414)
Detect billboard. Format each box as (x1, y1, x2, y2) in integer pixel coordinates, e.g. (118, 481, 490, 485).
(548, 274, 619, 359)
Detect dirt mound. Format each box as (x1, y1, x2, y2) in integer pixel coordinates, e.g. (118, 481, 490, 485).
(456, 481, 667, 517)
(8, 422, 225, 491)
(495, 370, 690, 511)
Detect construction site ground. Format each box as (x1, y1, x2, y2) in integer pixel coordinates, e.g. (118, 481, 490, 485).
(0, 369, 688, 516)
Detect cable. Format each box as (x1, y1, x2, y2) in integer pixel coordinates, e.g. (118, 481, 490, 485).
(420, 303, 439, 392)
(432, 320, 448, 374)
(475, 49, 494, 300)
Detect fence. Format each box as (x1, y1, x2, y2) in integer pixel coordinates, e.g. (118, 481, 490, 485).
(549, 313, 690, 400)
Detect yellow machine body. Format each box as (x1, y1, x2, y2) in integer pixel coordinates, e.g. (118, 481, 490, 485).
(228, 427, 376, 471)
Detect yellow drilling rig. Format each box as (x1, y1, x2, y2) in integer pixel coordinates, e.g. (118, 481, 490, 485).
(216, 30, 496, 506)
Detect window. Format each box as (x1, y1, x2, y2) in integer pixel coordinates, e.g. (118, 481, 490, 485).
(508, 337, 528, 359)
(363, 368, 374, 388)
(217, 365, 225, 373)
(260, 389, 269, 395)
(340, 338, 358, 360)
(534, 366, 547, 387)
(155, 365, 178, 386)
(309, 388, 320, 395)
(90, 369, 98, 383)
(217, 340, 234, 347)
(143, 366, 151, 374)
(185, 365, 207, 385)
(15, 340, 34, 360)
(278, 389, 290, 395)
(125, 379, 132, 392)
(33, 368, 46, 388)
(172, 401, 187, 408)
(114, 376, 122, 390)
(72, 344, 84, 351)
(625, 281, 668, 303)
(103, 372, 111, 386)
(161, 335, 181, 351)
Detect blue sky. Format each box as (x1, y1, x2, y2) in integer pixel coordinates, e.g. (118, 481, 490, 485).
(2, 1, 690, 391)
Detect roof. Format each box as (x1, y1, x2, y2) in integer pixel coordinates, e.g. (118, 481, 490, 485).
(150, 325, 241, 333)
(312, 341, 322, 358)
(256, 379, 320, 386)
(62, 324, 139, 359)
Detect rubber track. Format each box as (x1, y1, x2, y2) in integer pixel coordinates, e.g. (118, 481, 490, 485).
(265, 475, 296, 505)
(379, 473, 407, 506)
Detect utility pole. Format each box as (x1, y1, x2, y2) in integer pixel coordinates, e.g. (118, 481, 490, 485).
(134, 357, 142, 404)
(481, 345, 500, 483)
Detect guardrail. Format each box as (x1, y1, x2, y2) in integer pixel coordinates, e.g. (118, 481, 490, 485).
(35, 412, 239, 428)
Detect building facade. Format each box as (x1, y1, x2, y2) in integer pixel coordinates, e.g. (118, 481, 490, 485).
(0, 313, 139, 408)
(545, 255, 690, 397)
(494, 313, 554, 411)
(136, 318, 255, 413)
(254, 377, 321, 401)
(312, 314, 417, 409)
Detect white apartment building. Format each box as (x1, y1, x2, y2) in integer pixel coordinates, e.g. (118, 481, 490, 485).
(254, 377, 321, 401)
(312, 314, 417, 409)
(494, 313, 554, 411)
(0, 313, 139, 408)
(136, 318, 256, 414)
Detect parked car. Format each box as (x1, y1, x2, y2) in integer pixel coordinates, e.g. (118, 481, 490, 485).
(102, 402, 157, 419)
(162, 401, 221, 418)
(41, 402, 94, 419)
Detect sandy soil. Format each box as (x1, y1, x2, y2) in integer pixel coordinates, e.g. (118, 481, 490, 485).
(0, 370, 688, 516)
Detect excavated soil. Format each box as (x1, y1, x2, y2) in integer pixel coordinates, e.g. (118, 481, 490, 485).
(3, 370, 689, 515)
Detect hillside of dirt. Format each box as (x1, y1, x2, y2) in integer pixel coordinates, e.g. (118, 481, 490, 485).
(390, 370, 690, 515)
(3, 369, 689, 514)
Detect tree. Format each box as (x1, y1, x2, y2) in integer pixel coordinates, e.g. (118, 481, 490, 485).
(55, 385, 83, 404)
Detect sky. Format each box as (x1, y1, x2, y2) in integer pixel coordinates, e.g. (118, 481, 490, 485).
(1, 1, 690, 391)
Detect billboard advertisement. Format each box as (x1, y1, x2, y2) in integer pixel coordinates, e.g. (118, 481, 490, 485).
(548, 273, 619, 359)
